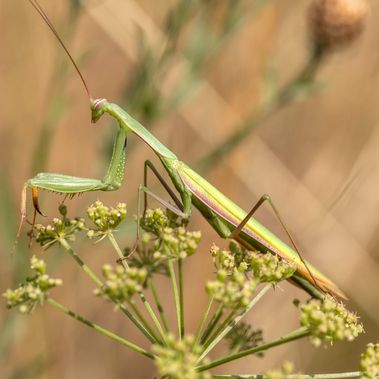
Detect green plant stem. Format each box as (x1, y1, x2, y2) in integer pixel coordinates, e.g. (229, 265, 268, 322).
(200, 303, 224, 345)
(47, 298, 154, 359)
(211, 373, 363, 379)
(194, 297, 214, 347)
(108, 232, 129, 269)
(150, 278, 170, 332)
(59, 238, 102, 286)
(178, 258, 185, 339)
(58, 238, 155, 343)
(168, 259, 182, 339)
(203, 309, 237, 352)
(197, 46, 325, 172)
(127, 299, 162, 344)
(197, 327, 310, 372)
(137, 291, 167, 344)
(199, 284, 271, 361)
(108, 232, 166, 343)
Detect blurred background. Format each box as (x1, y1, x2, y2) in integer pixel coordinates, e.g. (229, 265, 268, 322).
(1, 0, 379, 378)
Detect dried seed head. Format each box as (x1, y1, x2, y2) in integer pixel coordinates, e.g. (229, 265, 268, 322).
(309, 0, 369, 50)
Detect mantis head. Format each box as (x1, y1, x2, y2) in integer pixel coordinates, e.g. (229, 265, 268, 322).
(91, 98, 107, 123)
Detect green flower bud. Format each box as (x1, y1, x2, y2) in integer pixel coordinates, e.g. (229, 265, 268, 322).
(248, 251, 296, 283)
(360, 342, 379, 379)
(211, 242, 295, 284)
(3, 257, 62, 313)
(97, 264, 147, 302)
(86, 201, 127, 239)
(30, 255, 46, 275)
(300, 296, 364, 346)
(34, 205, 86, 248)
(265, 361, 302, 379)
(153, 334, 211, 379)
(206, 271, 256, 309)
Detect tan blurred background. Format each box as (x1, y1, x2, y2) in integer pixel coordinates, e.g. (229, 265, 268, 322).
(1, 0, 379, 378)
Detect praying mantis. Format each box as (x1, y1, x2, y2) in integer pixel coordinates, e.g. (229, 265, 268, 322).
(19, 0, 346, 301)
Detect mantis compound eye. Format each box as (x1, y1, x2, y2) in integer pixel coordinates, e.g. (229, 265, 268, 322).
(90, 98, 107, 123)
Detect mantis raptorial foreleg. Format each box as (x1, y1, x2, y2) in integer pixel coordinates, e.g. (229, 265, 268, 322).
(15, 127, 127, 247)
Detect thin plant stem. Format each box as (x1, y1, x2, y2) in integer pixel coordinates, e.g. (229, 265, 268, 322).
(128, 299, 162, 345)
(47, 298, 154, 359)
(194, 297, 214, 347)
(58, 238, 155, 343)
(150, 278, 170, 333)
(59, 238, 102, 287)
(197, 47, 325, 172)
(178, 258, 184, 339)
(108, 232, 129, 269)
(199, 284, 271, 361)
(201, 309, 237, 356)
(211, 373, 363, 379)
(137, 291, 167, 343)
(197, 327, 310, 372)
(108, 232, 166, 342)
(200, 303, 224, 345)
(168, 259, 181, 339)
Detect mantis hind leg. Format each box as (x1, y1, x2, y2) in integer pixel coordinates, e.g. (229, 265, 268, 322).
(118, 161, 189, 262)
(229, 194, 321, 293)
(143, 160, 186, 216)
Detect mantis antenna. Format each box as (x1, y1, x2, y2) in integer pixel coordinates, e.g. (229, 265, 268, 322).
(28, 0, 91, 99)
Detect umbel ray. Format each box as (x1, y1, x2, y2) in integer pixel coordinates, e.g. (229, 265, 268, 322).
(18, 0, 346, 301)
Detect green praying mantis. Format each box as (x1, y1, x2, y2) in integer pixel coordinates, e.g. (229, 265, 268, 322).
(18, 0, 346, 301)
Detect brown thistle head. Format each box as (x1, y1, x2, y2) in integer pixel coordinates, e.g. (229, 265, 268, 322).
(309, 0, 369, 51)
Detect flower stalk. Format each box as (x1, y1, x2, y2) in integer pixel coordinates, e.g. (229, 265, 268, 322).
(47, 298, 154, 359)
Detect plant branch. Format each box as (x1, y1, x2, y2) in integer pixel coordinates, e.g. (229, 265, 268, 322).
(197, 327, 310, 372)
(58, 238, 155, 343)
(197, 46, 325, 172)
(199, 284, 271, 361)
(150, 278, 170, 333)
(200, 303, 224, 345)
(107, 232, 166, 343)
(168, 259, 182, 339)
(178, 258, 185, 339)
(47, 298, 154, 359)
(211, 372, 363, 379)
(194, 296, 214, 347)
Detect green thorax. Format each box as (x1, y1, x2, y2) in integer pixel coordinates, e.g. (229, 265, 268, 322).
(101, 101, 177, 160)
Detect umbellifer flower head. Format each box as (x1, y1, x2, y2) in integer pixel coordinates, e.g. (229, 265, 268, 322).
(265, 361, 302, 379)
(3, 256, 62, 313)
(206, 270, 257, 309)
(360, 342, 379, 379)
(95, 264, 147, 302)
(141, 208, 201, 261)
(211, 242, 296, 283)
(309, 0, 369, 50)
(154, 226, 201, 260)
(34, 216, 85, 248)
(87, 201, 127, 239)
(153, 334, 211, 379)
(300, 296, 364, 346)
